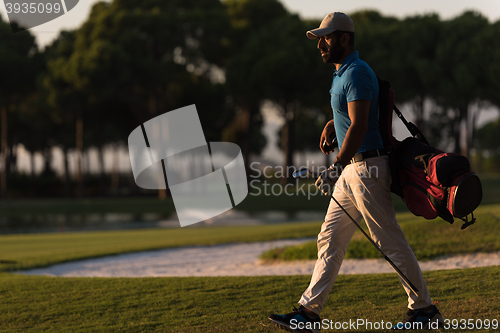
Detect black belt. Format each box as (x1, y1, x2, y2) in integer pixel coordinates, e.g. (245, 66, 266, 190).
(349, 149, 387, 165)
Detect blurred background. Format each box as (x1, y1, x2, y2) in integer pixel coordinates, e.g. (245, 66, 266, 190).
(0, 0, 499, 233)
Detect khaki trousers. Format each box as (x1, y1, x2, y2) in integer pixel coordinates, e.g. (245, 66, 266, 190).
(299, 156, 432, 315)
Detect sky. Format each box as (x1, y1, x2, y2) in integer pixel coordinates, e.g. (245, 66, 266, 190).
(0, 0, 499, 49)
(283, 0, 500, 21)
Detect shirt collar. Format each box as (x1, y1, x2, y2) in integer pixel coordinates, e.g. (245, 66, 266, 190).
(334, 51, 359, 77)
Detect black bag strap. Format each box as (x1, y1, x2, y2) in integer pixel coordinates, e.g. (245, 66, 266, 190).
(393, 105, 430, 146)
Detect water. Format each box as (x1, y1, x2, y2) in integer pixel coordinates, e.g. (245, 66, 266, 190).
(0, 210, 325, 234)
(0, 212, 164, 234)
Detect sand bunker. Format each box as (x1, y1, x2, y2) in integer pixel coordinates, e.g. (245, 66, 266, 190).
(20, 239, 500, 277)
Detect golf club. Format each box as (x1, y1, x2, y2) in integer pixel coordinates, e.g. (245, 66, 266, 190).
(292, 167, 420, 296)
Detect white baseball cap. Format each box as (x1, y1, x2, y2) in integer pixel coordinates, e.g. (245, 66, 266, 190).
(306, 12, 354, 39)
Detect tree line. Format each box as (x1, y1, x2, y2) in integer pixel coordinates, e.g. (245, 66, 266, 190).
(0, 0, 499, 198)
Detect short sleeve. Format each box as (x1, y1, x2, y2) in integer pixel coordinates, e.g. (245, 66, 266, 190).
(344, 66, 373, 103)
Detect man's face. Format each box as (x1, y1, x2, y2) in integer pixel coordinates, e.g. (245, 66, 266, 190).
(317, 32, 344, 64)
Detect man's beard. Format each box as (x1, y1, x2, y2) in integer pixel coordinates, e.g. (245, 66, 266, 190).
(321, 43, 344, 64)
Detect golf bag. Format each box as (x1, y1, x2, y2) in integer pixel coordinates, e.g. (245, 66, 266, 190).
(378, 78, 482, 229)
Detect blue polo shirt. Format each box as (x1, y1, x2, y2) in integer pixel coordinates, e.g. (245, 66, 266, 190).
(330, 51, 383, 154)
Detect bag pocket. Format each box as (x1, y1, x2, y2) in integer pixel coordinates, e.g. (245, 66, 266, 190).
(400, 166, 451, 222)
(427, 153, 470, 187)
(402, 181, 439, 219)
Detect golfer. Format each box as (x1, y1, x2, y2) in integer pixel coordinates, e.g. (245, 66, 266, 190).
(269, 12, 444, 332)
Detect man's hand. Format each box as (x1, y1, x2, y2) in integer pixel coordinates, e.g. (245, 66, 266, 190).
(320, 120, 336, 155)
(315, 163, 343, 195)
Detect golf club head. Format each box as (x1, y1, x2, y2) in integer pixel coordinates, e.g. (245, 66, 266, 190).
(292, 167, 311, 178)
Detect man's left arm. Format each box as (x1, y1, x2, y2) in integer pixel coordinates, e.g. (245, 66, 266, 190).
(334, 100, 371, 167)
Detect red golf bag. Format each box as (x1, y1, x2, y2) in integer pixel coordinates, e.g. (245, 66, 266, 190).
(378, 78, 482, 229)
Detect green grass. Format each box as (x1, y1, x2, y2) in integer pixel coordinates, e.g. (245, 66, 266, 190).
(0, 188, 499, 332)
(2, 204, 499, 273)
(1, 266, 499, 332)
(260, 203, 500, 262)
(0, 221, 322, 272)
